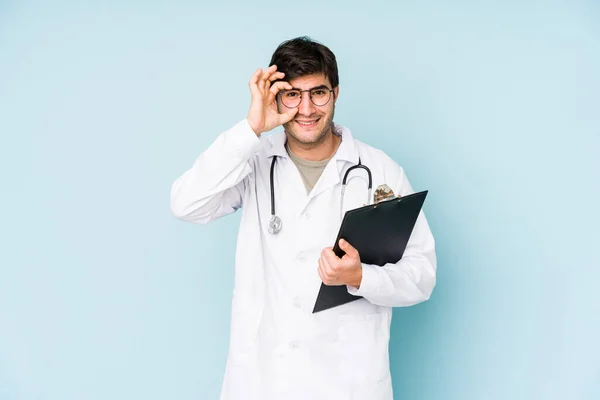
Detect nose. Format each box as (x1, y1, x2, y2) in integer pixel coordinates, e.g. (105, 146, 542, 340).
(298, 92, 316, 116)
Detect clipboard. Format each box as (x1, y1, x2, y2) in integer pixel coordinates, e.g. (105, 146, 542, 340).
(312, 190, 428, 313)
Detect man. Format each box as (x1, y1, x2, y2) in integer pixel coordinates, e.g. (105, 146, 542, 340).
(170, 36, 436, 400)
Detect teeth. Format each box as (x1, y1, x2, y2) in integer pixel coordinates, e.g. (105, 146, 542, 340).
(297, 121, 316, 125)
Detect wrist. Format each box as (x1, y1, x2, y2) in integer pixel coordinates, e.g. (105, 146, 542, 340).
(348, 266, 363, 288)
(246, 116, 263, 136)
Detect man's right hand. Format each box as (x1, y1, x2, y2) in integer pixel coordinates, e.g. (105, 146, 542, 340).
(246, 65, 298, 136)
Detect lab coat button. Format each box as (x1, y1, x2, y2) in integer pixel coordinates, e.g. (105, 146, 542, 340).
(304, 212, 311, 220)
(290, 341, 299, 349)
(293, 298, 301, 308)
(296, 252, 306, 262)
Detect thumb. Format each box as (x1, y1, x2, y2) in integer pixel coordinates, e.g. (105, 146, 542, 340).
(339, 238, 358, 258)
(280, 107, 298, 124)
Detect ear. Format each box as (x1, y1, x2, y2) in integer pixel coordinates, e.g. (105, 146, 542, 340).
(333, 86, 340, 104)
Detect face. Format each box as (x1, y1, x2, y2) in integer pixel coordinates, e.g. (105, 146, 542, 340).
(277, 73, 339, 147)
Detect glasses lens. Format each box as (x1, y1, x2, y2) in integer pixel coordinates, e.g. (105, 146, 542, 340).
(310, 89, 331, 106)
(280, 90, 301, 108)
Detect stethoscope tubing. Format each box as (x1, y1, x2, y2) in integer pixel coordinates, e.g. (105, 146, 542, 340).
(268, 155, 372, 234)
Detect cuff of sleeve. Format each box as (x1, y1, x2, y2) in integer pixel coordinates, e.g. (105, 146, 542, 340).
(347, 264, 380, 297)
(225, 119, 262, 160)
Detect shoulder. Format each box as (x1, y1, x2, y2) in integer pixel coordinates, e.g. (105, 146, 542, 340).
(350, 133, 404, 175)
(342, 127, 414, 196)
(336, 124, 397, 165)
(243, 128, 287, 174)
(355, 139, 396, 166)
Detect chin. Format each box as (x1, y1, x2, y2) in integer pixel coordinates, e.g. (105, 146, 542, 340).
(294, 131, 323, 144)
(285, 118, 332, 145)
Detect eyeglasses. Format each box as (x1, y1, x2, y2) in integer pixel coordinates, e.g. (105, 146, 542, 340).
(278, 86, 334, 108)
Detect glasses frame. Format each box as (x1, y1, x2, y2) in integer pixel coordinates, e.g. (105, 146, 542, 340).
(277, 86, 335, 108)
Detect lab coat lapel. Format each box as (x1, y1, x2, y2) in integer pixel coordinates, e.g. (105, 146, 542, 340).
(307, 125, 360, 203)
(266, 131, 309, 208)
(307, 158, 340, 202)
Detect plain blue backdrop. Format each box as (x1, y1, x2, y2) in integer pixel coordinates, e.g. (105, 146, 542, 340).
(1, 1, 599, 399)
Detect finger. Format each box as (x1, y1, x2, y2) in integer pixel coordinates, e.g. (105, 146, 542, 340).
(320, 257, 335, 284)
(249, 68, 262, 83)
(322, 251, 339, 277)
(317, 265, 325, 282)
(264, 64, 278, 77)
(322, 247, 338, 266)
(279, 107, 298, 125)
(258, 72, 266, 93)
(266, 71, 285, 85)
(318, 258, 327, 281)
(269, 81, 292, 97)
(249, 68, 262, 97)
(259, 65, 278, 92)
(339, 238, 359, 259)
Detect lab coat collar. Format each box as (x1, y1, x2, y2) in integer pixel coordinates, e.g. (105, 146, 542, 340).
(265, 123, 361, 209)
(265, 123, 360, 164)
(332, 124, 361, 164)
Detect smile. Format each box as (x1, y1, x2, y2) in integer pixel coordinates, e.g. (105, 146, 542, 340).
(295, 119, 320, 127)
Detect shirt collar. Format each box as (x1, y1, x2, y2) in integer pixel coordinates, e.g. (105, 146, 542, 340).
(265, 123, 360, 164)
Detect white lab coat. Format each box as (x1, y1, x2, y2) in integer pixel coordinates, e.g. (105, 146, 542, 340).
(171, 119, 436, 400)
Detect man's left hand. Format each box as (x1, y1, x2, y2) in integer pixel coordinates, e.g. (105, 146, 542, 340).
(318, 239, 363, 288)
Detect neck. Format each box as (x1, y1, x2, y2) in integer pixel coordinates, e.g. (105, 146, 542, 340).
(286, 130, 341, 162)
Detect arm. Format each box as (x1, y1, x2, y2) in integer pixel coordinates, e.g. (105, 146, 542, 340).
(170, 65, 299, 224)
(347, 165, 437, 307)
(170, 119, 261, 224)
(318, 163, 437, 307)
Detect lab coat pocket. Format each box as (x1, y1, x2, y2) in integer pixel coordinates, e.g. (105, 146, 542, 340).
(336, 312, 391, 388)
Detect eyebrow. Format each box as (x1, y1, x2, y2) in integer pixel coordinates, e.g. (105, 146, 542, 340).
(290, 84, 331, 91)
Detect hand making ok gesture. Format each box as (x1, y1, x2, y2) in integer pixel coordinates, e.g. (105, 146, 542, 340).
(246, 65, 299, 136)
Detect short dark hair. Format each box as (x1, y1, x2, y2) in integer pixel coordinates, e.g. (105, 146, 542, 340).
(269, 36, 339, 88)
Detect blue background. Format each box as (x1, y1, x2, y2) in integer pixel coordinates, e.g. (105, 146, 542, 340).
(1, 1, 599, 399)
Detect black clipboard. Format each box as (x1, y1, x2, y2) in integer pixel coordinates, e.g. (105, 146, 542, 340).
(312, 190, 428, 313)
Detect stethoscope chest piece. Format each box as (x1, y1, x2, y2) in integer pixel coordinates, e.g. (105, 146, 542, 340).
(268, 215, 282, 234)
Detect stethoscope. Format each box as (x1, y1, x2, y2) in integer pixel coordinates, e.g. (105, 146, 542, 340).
(268, 155, 372, 234)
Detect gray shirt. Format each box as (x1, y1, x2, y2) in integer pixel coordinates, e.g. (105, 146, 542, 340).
(286, 142, 332, 194)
